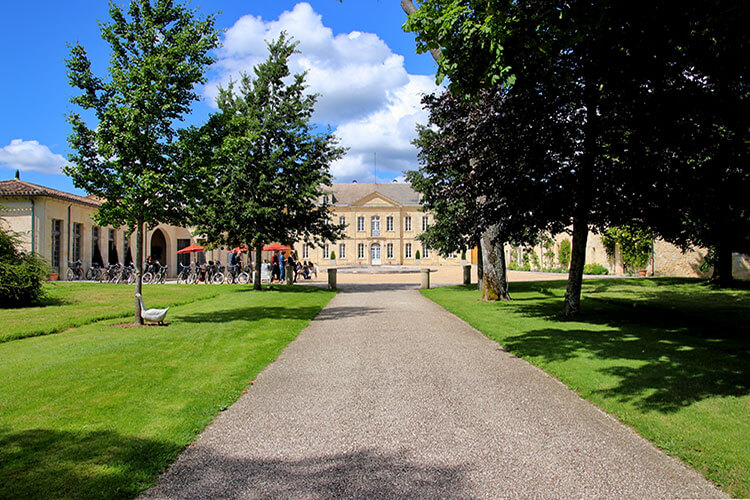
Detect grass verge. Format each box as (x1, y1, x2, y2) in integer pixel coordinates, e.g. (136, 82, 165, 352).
(1, 282, 223, 342)
(422, 278, 749, 498)
(0, 283, 335, 499)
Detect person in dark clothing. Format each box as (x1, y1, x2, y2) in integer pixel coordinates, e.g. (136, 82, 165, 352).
(271, 251, 280, 282)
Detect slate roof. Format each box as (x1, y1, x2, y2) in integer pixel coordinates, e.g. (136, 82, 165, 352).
(0, 179, 102, 207)
(325, 183, 420, 207)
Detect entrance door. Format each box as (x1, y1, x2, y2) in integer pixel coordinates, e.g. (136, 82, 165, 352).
(370, 243, 381, 265)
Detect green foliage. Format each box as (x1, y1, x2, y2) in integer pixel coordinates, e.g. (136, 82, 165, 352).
(330, 251, 336, 260)
(583, 263, 609, 275)
(602, 226, 652, 272)
(0, 223, 49, 307)
(415, 250, 421, 261)
(185, 33, 345, 289)
(460, 250, 467, 260)
(558, 239, 571, 269)
(65, 0, 219, 230)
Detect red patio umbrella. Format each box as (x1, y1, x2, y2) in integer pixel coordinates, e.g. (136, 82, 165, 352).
(229, 246, 249, 253)
(176, 243, 205, 254)
(262, 243, 292, 251)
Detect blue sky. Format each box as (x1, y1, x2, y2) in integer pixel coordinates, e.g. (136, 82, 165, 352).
(0, 1, 440, 195)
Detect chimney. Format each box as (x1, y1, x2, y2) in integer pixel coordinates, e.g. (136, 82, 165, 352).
(15, 169, 20, 179)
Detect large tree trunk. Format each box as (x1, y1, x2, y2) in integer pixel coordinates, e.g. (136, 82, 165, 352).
(480, 225, 510, 301)
(712, 237, 734, 286)
(562, 213, 589, 316)
(563, 76, 597, 317)
(253, 244, 263, 291)
(476, 237, 484, 290)
(134, 219, 144, 325)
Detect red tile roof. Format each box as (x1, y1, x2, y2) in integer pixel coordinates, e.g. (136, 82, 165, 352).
(0, 179, 102, 207)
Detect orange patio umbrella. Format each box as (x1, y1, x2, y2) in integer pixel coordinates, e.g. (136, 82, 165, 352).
(262, 243, 292, 251)
(176, 243, 204, 254)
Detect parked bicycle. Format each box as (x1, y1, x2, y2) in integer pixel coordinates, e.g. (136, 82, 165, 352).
(176, 262, 192, 284)
(66, 260, 84, 281)
(85, 263, 103, 281)
(142, 260, 167, 284)
(225, 262, 250, 284)
(116, 262, 136, 284)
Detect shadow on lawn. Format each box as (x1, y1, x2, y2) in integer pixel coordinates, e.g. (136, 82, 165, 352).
(502, 297, 749, 413)
(144, 448, 467, 499)
(176, 305, 328, 324)
(0, 427, 180, 500)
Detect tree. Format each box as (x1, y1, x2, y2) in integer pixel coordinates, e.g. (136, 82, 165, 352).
(184, 33, 345, 290)
(408, 88, 567, 300)
(403, 2, 743, 315)
(65, 0, 219, 324)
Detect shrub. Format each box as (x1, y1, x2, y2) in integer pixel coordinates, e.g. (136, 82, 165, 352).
(508, 261, 520, 271)
(330, 251, 335, 260)
(558, 239, 571, 269)
(602, 226, 652, 273)
(460, 250, 466, 260)
(0, 225, 49, 307)
(415, 250, 421, 260)
(583, 263, 609, 275)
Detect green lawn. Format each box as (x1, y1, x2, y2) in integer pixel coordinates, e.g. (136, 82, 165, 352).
(0, 283, 335, 499)
(1, 282, 222, 342)
(423, 278, 749, 498)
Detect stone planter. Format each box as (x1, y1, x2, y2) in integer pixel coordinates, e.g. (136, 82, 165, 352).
(638, 269, 647, 277)
(330, 259, 336, 267)
(415, 259, 421, 265)
(48, 273, 58, 281)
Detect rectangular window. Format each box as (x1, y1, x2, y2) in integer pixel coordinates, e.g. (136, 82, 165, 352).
(339, 243, 346, 259)
(423, 244, 430, 258)
(302, 243, 309, 259)
(386, 216, 394, 232)
(339, 216, 346, 227)
(123, 233, 132, 265)
(323, 243, 330, 259)
(51, 219, 62, 271)
(91, 226, 101, 265)
(387, 243, 393, 259)
(177, 239, 191, 268)
(71, 223, 82, 262)
(358, 243, 365, 259)
(405, 243, 412, 259)
(404, 216, 412, 232)
(422, 216, 429, 231)
(108, 229, 118, 264)
(357, 216, 365, 232)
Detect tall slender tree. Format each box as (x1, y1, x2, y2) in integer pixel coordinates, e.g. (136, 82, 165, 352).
(65, 0, 219, 324)
(183, 33, 345, 290)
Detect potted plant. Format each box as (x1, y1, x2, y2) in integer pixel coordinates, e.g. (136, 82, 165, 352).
(415, 249, 421, 265)
(48, 272, 58, 281)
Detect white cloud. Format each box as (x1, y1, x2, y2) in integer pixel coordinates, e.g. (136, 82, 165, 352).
(208, 2, 442, 182)
(0, 139, 68, 174)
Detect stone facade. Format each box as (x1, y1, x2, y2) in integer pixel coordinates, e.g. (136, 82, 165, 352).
(0, 179, 199, 278)
(293, 183, 461, 267)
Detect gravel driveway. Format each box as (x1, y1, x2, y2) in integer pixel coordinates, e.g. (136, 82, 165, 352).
(141, 284, 725, 499)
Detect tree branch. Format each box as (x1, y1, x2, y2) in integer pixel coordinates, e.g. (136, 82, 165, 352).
(400, 0, 442, 62)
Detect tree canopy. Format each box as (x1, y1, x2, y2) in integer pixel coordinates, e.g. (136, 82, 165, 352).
(184, 33, 346, 290)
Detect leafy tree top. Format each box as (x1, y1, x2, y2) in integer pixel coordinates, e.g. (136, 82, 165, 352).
(65, 0, 219, 229)
(185, 32, 346, 250)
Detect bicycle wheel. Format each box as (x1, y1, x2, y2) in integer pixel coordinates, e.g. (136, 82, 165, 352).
(85, 268, 93, 280)
(128, 273, 136, 285)
(66, 269, 75, 281)
(187, 273, 197, 285)
(237, 272, 249, 285)
(142, 272, 153, 284)
(159, 272, 166, 284)
(212, 272, 225, 285)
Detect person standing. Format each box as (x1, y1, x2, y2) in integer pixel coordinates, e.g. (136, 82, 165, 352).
(271, 251, 280, 282)
(287, 252, 296, 283)
(280, 251, 286, 281)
